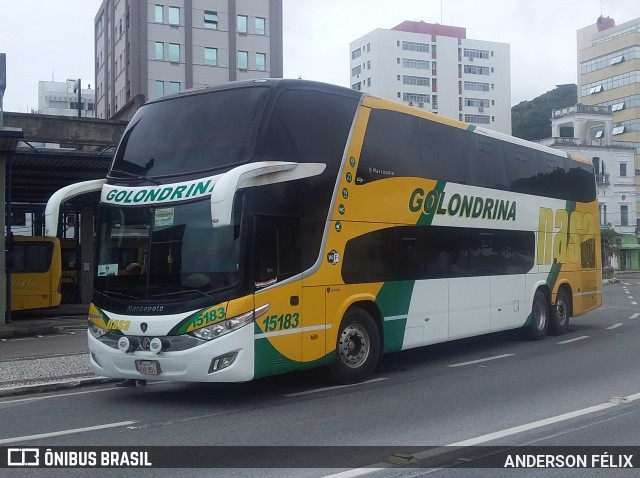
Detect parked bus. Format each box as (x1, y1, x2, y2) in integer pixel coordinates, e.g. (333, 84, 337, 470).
(46, 79, 601, 384)
(10, 236, 62, 311)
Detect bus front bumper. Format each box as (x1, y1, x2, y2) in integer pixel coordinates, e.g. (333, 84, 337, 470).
(88, 323, 255, 382)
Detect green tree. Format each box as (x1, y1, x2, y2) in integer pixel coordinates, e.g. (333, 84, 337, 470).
(600, 227, 621, 271)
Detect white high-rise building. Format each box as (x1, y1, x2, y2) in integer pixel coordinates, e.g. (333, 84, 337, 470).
(37, 80, 95, 118)
(349, 21, 511, 134)
(95, 0, 283, 120)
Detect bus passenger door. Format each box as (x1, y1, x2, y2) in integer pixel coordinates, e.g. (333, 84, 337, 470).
(252, 216, 303, 378)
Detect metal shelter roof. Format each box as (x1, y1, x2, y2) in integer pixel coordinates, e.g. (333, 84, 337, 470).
(3, 113, 127, 206)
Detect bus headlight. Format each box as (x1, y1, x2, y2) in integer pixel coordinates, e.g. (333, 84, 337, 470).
(190, 304, 269, 341)
(89, 322, 108, 339)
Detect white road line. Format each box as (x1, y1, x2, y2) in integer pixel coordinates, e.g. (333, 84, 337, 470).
(0, 421, 137, 445)
(283, 377, 388, 397)
(322, 392, 640, 478)
(632, 302, 638, 305)
(629, 313, 640, 319)
(557, 336, 590, 345)
(607, 323, 623, 330)
(447, 354, 514, 368)
(627, 296, 633, 299)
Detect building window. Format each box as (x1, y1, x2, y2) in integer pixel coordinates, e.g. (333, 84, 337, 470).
(352, 48, 361, 60)
(238, 50, 248, 69)
(204, 11, 218, 29)
(168, 43, 180, 62)
(205, 47, 218, 65)
(351, 65, 361, 77)
(620, 163, 627, 177)
(256, 52, 266, 71)
(155, 80, 164, 98)
(612, 126, 625, 135)
(255, 17, 265, 35)
(402, 58, 429, 69)
(621, 205, 629, 226)
(154, 5, 163, 23)
(168, 82, 180, 94)
(402, 75, 429, 86)
(237, 15, 248, 33)
(168, 6, 180, 25)
(155, 42, 164, 60)
(402, 41, 429, 52)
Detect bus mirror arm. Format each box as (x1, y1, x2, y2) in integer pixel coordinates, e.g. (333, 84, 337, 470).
(210, 161, 326, 228)
(45, 179, 107, 236)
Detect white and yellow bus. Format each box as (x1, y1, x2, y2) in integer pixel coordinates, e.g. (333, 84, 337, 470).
(47, 79, 601, 384)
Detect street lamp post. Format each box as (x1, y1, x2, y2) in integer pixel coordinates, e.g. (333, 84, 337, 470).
(73, 79, 82, 118)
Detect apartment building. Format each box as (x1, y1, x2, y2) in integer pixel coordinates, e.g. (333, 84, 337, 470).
(95, 0, 283, 120)
(578, 15, 640, 245)
(577, 16, 640, 144)
(349, 21, 511, 134)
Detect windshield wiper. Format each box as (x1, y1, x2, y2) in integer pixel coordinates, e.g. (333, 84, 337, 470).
(149, 289, 216, 300)
(99, 290, 144, 300)
(108, 169, 160, 185)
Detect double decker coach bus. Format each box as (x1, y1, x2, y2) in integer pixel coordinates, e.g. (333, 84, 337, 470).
(47, 79, 601, 384)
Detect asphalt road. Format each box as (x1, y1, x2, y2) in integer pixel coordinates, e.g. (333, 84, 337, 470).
(1, 277, 639, 478)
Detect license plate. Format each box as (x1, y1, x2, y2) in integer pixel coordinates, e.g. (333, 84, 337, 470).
(135, 360, 160, 375)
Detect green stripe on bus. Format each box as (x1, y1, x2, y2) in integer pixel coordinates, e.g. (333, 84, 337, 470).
(253, 323, 333, 379)
(375, 280, 415, 353)
(417, 180, 446, 226)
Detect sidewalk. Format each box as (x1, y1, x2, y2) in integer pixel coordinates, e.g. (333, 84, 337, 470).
(0, 304, 116, 397)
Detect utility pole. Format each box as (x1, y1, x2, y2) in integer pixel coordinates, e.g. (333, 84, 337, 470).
(73, 79, 82, 118)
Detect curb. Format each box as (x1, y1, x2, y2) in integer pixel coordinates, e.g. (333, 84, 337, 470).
(0, 377, 118, 398)
(0, 324, 57, 340)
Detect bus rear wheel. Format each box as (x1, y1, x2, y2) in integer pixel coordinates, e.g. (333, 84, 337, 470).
(329, 308, 380, 384)
(527, 290, 549, 341)
(550, 288, 570, 335)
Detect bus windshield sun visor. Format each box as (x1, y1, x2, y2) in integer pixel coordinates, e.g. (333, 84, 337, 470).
(210, 161, 326, 228)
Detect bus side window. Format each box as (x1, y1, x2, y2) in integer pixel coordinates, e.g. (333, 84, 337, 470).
(253, 216, 302, 287)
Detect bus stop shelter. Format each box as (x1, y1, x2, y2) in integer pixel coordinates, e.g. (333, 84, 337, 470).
(1, 113, 127, 325)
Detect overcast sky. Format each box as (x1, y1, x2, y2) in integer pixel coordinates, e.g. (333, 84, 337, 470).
(1, 0, 639, 113)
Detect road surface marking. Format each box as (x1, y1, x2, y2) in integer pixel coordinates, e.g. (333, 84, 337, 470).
(557, 336, 589, 344)
(284, 377, 388, 397)
(632, 302, 638, 305)
(607, 323, 623, 330)
(630, 313, 640, 319)
(322, 392, 640, 478)
(447, 354, 514, 368)
(0, 421, 137, 445)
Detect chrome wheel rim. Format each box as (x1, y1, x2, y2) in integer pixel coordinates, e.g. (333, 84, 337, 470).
(338, 323, 370, 369)
(534, 300, 547, 331)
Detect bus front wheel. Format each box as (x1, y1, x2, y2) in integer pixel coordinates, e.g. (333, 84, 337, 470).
(550, 288, 570, 335)
(527, 290, 549, 341)
(329, 308, 380, 384)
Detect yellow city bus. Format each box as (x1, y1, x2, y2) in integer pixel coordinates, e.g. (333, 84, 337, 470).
(47, 79, 601, 384)
(10, 236, 62, 311)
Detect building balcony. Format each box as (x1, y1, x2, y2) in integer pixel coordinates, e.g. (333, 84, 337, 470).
(596, 173, 610, 185)
(552, 103, 611, 118)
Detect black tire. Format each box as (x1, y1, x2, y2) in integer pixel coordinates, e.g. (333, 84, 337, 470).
(329, 308, 381, 384)
(527, 290, 549, 341)
(550, 288, 571, 335)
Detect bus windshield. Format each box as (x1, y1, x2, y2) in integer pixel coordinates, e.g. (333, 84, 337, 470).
(95, 198, 241, 300)
(110, 86, 269, 179)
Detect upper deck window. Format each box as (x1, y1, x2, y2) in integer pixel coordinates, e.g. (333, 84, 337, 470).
(110, 87, 269, 179)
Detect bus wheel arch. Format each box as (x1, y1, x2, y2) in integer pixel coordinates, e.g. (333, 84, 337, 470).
(527, 287, 550, 341)
(329, 303, 382, 384)
(550, 285, 572, 336)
